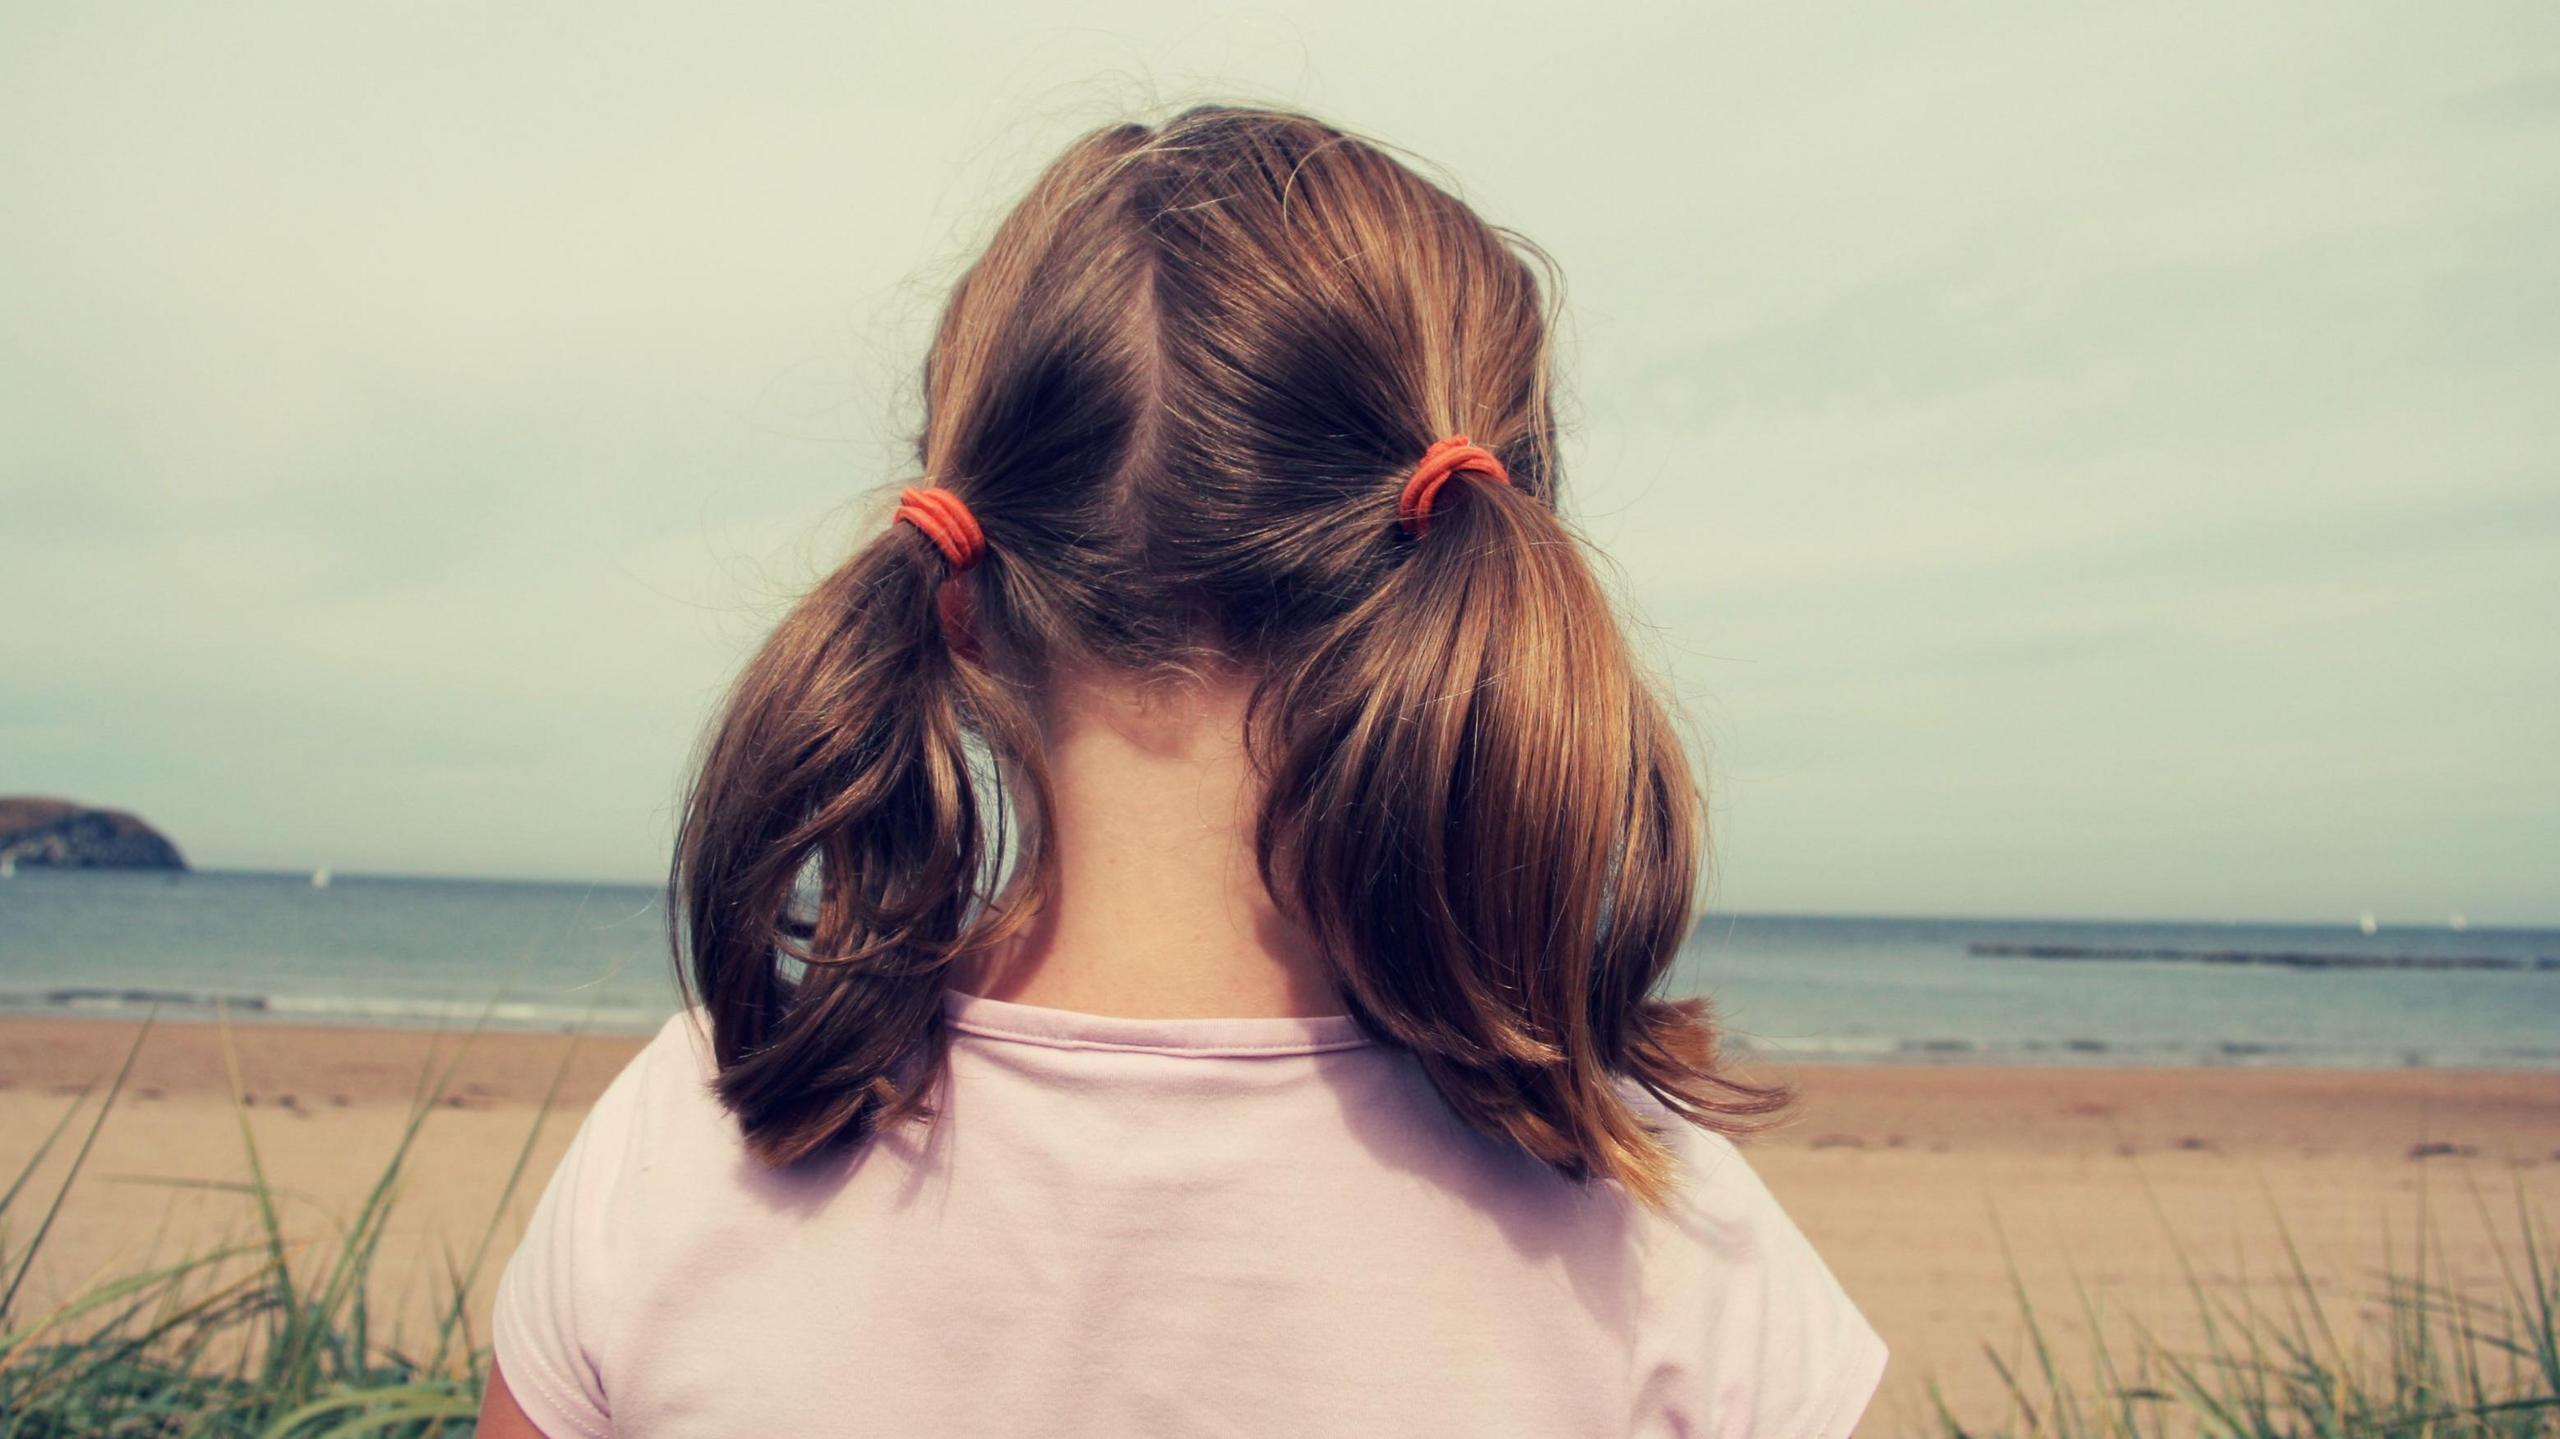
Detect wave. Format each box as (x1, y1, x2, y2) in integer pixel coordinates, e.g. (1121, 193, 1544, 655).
(1970, 941, 2560, 972)
(10, 988, 2559, 1070)
(0, 985, 667, 1034)
(1734, 1032, 2560, 1070)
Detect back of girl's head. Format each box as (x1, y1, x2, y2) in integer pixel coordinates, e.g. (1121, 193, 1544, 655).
(671, 102, 1789, 1214)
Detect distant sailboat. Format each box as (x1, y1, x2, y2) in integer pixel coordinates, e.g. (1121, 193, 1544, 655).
(311, 866, 331, 890)
(2449, 912, 2469, 932)
(2357, 911, 2378, 935)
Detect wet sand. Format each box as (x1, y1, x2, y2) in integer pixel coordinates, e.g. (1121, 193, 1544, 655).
(2, 1015, 2552, 1433)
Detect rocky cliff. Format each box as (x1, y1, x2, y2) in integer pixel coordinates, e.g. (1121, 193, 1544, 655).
(0, 796, 188, 870)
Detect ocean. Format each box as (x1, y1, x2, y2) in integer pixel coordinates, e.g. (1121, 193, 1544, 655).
(2, 867, 2554, 1069)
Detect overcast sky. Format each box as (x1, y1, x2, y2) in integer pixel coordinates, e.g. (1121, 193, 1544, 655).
(4, 2, 2553, 924)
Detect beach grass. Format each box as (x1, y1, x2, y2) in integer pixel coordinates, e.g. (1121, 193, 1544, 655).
(2, 1011, 2554, 1437)
(0, 1004, 582, 1438)
(1929, 1156, 2558, 1436)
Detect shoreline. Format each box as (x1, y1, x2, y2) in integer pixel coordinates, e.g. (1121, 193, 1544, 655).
(3, 1015, 2554, 1431)
(7, 1012, 2559, 1124)
(8, 1004, 2557, 1096)
(5, 1003, 2556, 1075)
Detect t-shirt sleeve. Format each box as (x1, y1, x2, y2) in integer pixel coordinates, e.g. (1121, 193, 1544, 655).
(1638, 1126, 1890, 1439)
(490, 1022, 673, 1439)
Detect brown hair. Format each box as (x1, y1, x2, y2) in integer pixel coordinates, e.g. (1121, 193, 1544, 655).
(668, 102, 1789, 1213)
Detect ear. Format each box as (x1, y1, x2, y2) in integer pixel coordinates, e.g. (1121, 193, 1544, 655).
(935, 576, 986, 667)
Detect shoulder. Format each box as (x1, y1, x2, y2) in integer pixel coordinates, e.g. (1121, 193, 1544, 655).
(1614, 1080, 1785, 1246)
(624, 1005, 720, 1110)
(1619, 1084, 1890, 1439)
(490, 1008, 720, 1436)
(1651, 1111, 1799, 1256)
(526, 1006, 732, 1237)
(586, 1005, 731, 1165)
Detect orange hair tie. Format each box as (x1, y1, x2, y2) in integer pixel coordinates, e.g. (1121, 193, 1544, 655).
(893, 486, 986, 572)
(1397, 435, 1510, 538)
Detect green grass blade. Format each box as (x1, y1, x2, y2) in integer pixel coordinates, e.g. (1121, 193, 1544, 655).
(0, 1006, 157, 1327)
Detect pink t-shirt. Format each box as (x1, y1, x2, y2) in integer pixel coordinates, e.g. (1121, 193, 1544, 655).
(493, 992, 1886, 1437)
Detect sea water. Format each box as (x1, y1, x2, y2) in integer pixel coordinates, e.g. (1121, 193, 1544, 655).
(1, 867, 2554, 1068)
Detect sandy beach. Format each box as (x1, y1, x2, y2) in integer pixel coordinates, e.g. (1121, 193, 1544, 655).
(2, 1015, 2552, 1433)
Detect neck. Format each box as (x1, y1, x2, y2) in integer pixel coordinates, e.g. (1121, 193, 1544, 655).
(954, 663, 1343, 1020)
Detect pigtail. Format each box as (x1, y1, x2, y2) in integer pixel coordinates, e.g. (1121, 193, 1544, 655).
(1248, 461, 1791, 1214)
(667, 500, 1048, 1167)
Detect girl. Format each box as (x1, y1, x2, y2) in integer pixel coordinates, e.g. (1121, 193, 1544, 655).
(482, 102, 1886, 1438)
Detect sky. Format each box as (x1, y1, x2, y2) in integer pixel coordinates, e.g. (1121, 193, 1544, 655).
(3, 2, 2553, 924)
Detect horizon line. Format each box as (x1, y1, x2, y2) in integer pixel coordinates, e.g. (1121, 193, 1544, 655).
(55, 864, 2553, 934)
